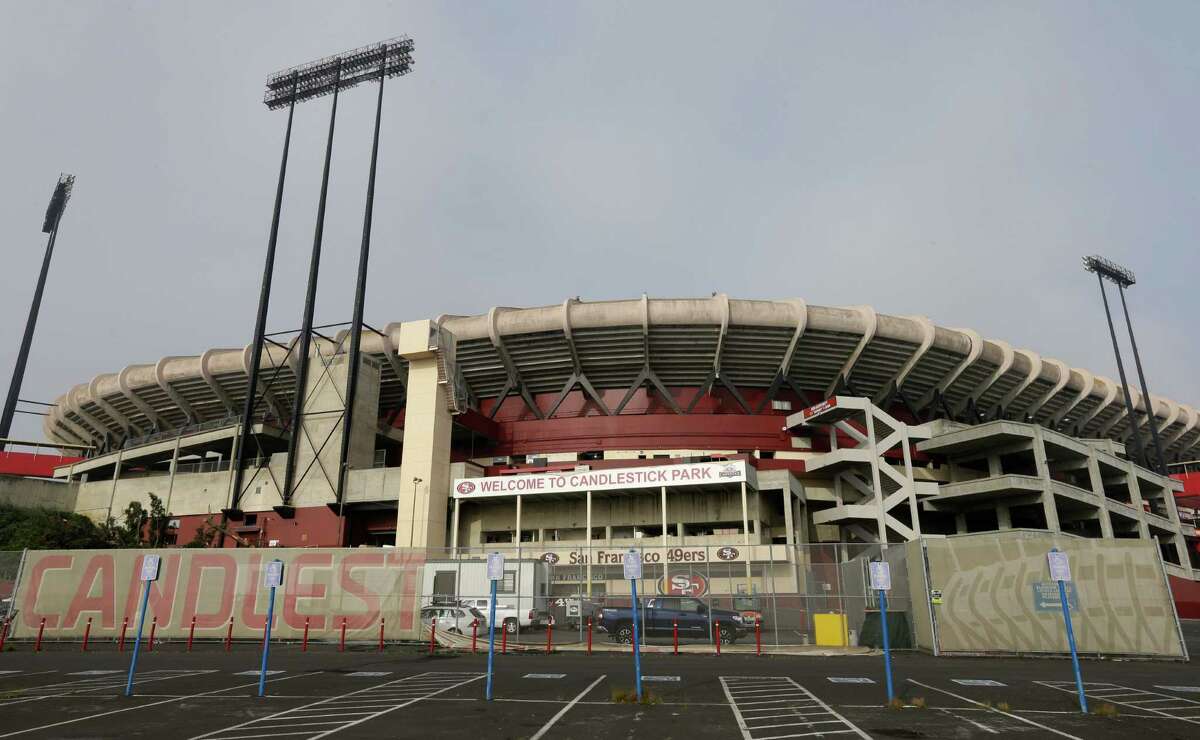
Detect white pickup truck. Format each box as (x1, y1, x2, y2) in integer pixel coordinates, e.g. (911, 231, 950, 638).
(458, 598, 553, 634)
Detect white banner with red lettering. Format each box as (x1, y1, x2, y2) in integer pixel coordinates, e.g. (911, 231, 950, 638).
(452, 460, 747, 499)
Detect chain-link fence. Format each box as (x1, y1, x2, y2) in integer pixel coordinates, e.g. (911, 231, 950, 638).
(0, 545, 911, 651)
(420, 543, 913, 651)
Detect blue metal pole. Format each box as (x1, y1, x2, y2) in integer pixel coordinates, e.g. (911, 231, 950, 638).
(486, 579, 497, 701)
(631, 579, 642, 701)
(124, 581, 152, 696)
(1058, 579, 1087, 713)
(879, 589, 894, 702)
(258, 585, 277, 697)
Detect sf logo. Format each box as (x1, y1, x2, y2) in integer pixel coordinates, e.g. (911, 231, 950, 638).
(717, 546, 740, 561)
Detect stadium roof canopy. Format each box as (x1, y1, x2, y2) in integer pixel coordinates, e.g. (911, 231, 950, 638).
(44, 296, 1200, 459)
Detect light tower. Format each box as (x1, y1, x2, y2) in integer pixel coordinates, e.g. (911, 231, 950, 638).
(227, 38, 414, 522)
(0, 174, 75, 451)
(1083, 255, 1166, 472)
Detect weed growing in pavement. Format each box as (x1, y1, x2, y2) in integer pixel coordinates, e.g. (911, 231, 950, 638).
(996, 701, 1010, 712)
(611, 688, 663, 705)
(910, 696, 927, 709)
(1093, 703, 1119, 718)
(886, 697, 906, 710)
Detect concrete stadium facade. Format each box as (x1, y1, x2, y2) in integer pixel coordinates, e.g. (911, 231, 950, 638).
(34, 296, 1200, 587)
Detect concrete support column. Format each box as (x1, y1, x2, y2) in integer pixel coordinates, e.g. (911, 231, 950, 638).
(1084, 455, 1114, 538)
(515, 494, 522, 545)
(585, 490, 593, 597)
(996, 506, 1012, 529)
(1124, 463, 1152, 539)
(954, 512, 967, 534)
(1031, 428, 1061, 532)
(105, 449, 125, 522)
(163, 435, 182, 524)
(395, 321, 454, 548)
(740, 481, 752, 584)
(782, 489, 796, 548)
(987, 454, 1003, 477)
(224, 424, 241, 510)
(450, 498, 461, 550)
(660, 486, 668, 583)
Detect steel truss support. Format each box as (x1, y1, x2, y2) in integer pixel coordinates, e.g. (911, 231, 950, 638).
(279, 60, 344, 515)
(613, 363, 681, 415)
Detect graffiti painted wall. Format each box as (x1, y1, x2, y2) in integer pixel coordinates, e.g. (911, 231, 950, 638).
(906, 531, 1185, 658)
(10, 548, 426, 641)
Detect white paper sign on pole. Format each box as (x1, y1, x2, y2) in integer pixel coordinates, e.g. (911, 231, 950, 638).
(263, 559, 285, 588)
(868, 561, 892, 591)
(623, 549, 643, 580)
(487, 552, 505, 581)
(139, 555, 161, 582)
(1048, 551, 1071, 582)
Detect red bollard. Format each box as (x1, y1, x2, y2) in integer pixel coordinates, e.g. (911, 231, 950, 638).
(586, 618, 593, 656)
(471, 620, 478, 654)
(148, 616, 157, 652)
(378, 617, 385, 653)
(339, 618, 347, 653)
(35, 617, 45, 652)
(755, 617, 762, 656)
(82, 617, 93, 652)
(429, 618, 437, 655)
(224, 617, 233, 652)
(118, 617, 128, 651)
(545, 621, 553, 654)
(187, 616, 196, 652)
(302, 618, 310, 652)
(0, 617, 9, 653)
(501, 625, 508, 655)
(673, 620, 679, 655)
(715, 620, 721, 656)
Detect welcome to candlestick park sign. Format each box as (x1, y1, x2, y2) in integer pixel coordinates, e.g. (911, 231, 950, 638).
(452, 460, 748, 500)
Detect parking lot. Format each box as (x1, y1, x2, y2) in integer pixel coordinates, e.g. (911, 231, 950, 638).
(0, 637, 1199, 739)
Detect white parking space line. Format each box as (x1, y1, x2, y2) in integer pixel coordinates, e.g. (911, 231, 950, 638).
(0, 669, 212, 707)
(190, 672, 485, 740)
(0, 672, 319, 739)
(1155, 685, 1200, 693)
(909, 680, 1082, 739)
(826, 677, 874, 685)
(720, 676, 870, 740)
(524, 673, 566, 679)
(1037, 681, 1200, 724)
(936, 708, 1000, 735)
(528, 675, 606, 740)
(346, 672, 390, 677)
(951, 679, 1006, 687)
(643, 676, 680, 682)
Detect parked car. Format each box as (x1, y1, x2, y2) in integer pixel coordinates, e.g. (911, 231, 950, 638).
(457, 598, 553, 634)
(598, 597, 746, 644)
(421, 606, 486, 634)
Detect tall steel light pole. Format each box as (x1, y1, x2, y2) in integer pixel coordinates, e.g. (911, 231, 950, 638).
(334, 40, 413, 521)
(225, 38, 413, 520)
(1083, 255, 1165, 471)
(0, 174, 75, 452)
(226, 73, 299, 520)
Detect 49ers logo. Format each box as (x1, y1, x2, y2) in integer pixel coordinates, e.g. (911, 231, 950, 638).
(658, 574, 708, 597)
(456, 481, 476, 494)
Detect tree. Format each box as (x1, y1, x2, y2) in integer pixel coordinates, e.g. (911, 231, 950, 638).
(0, 505, 108, 550)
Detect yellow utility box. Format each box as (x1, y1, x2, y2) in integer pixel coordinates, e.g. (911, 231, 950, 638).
(813, 613, 849, 647)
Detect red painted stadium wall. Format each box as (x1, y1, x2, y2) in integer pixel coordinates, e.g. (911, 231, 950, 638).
(1169, 574, 1200, 619)
(171, 506, 345, 549)
(0, 450, 83, 478)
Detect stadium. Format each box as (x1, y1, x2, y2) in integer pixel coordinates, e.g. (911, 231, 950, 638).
(12, 294, 1193, 578)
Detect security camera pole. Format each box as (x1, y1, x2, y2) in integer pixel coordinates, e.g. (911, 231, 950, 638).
(0, 174, 75, 451)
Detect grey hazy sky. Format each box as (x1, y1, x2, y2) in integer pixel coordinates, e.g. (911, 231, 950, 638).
(2, 1, 1198, 441)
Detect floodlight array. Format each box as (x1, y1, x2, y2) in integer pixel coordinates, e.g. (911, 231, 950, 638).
(264, 36, 414, 110)
(41, 173, 75, 234)
(1083, 255, 1136, 287)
